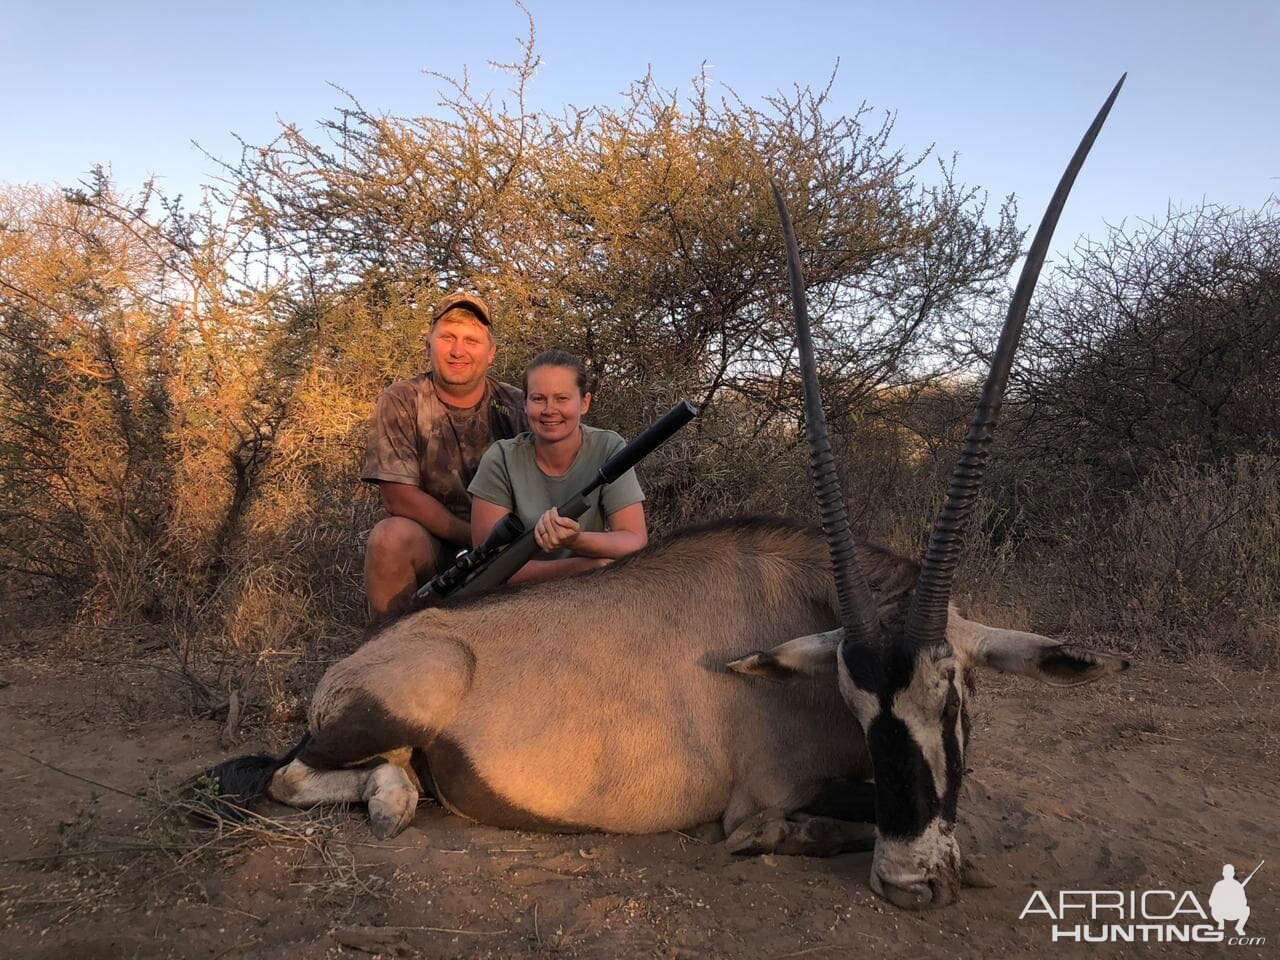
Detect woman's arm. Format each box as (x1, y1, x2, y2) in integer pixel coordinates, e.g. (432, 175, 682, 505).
(539, 502, 647, 559)
(534, 502, 647, 559)
(471, 497, 608, 584)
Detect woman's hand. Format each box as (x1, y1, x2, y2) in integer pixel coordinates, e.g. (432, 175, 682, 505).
(534, 507, 581, 552)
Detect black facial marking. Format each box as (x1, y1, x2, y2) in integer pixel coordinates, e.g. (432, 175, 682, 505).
(867, 712, 938, 839)
(1040, 646, 1092, 677)
(840, 635, 917, 698)
(940, 681, 964, 822)
(427, 737, 587, 833)
(842, 638, 969, 839)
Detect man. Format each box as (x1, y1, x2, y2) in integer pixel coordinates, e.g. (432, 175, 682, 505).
(361, 292, 526, 617)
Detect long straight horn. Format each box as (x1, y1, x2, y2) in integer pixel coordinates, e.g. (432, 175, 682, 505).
(904, 75, 1126, 647)
(771, 179, 880, 647)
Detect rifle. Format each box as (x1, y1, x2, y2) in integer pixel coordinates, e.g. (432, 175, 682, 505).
(414, 400, 698, 605)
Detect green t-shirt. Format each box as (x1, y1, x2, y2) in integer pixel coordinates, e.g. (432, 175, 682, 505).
(467, 425, 645, 559)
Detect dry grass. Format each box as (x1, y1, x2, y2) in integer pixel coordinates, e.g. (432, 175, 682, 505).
(0, 771, 386, 932)
(960, 454, 1280, 665)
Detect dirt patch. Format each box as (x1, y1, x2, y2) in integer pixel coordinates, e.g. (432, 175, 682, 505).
(1, 648, 1275, 959)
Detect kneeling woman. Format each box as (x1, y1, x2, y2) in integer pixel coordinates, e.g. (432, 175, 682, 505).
(468, 349, 648, 583)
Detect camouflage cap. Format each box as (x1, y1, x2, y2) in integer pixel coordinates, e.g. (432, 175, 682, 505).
(432, 291, 492, 327)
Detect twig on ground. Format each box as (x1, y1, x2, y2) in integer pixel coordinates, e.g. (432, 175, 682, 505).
(335, 923, 510, 937)
(773, 946, 836, 959)
(211, 939, 260, 960)
(0, 744, 140, 799)
(674, 829, 708, 844)
(219, 688, 242, 747)
(206, 903, 266, 923)
(0, 844, 182, 865)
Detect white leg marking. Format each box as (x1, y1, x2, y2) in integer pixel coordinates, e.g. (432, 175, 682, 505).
(269, 759, 370, 807)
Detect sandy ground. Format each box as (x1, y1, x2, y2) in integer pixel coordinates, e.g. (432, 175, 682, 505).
(0, 640, 1276, 959)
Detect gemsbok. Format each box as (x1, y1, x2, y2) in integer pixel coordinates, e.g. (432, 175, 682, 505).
(204, 76, 1130, 910)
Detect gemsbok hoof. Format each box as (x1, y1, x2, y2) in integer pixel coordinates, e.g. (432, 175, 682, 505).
(364, 763, 418, 840)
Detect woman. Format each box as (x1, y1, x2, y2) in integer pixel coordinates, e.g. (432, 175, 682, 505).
(468, 349, 648, 583)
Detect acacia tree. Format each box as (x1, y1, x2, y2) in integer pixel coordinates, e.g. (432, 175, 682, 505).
(982, 201, 1280, 530)
(223, 38, 1020, 459)
(1, 178, 181, 608)
(0, 173, 308, 622)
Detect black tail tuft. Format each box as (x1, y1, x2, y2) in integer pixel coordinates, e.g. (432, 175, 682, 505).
(182, 734, 310, 823)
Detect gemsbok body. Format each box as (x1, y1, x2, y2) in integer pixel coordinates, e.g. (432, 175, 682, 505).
(205, 76, 1131, 910)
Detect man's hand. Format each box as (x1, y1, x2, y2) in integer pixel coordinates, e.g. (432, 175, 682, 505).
(533, 507, 581, 552)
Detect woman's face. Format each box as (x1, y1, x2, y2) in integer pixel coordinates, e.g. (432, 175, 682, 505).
(526, 364, 590, 444)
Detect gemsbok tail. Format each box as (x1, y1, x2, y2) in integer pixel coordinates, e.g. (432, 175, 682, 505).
(182, 734, 311, 820)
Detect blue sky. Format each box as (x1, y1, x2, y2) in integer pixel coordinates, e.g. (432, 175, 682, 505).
(4, 1, 1277, 257)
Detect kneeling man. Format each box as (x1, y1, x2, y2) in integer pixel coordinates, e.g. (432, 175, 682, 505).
(361, 292, 526, 617)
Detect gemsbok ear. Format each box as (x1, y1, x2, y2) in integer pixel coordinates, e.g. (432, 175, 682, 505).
(726, 628, 843, 679)
(948, 612, 1129, 686)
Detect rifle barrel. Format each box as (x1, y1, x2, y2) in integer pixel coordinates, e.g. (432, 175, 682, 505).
(1242, 859, 1265, 886)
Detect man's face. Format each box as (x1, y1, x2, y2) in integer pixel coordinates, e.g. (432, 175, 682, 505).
(428, 310, 496, 391)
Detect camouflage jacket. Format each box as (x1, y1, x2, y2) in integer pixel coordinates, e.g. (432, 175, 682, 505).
(361, 373, 527, 522)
